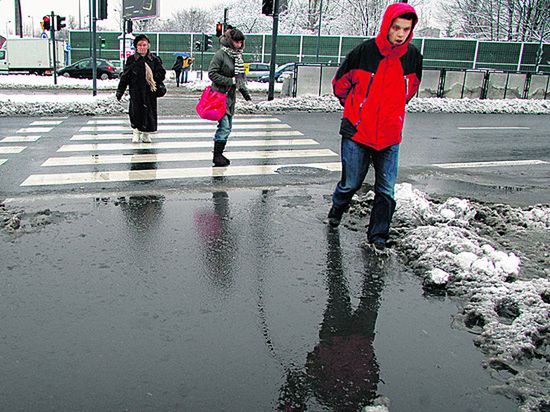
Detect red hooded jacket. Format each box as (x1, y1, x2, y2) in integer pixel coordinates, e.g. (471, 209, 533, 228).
(332, 3, 423, 150)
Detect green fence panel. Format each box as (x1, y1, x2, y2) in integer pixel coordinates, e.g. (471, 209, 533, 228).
(68, 31, 550, 75)
(476, 41, 521, 70)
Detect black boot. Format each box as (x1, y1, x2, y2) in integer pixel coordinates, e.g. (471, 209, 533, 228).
(213, 141, 230, 167)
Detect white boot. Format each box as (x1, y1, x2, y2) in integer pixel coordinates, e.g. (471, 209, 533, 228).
(132, 129, 141, 143)
(140, 132, 152, 143)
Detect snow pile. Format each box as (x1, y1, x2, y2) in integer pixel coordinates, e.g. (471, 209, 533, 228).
(350, 183, 550, 411)
(0, 74, 119, 90)
(407, 97, 550, 114)
(0, 93, 126, 116)
(238, 95, 550, 115)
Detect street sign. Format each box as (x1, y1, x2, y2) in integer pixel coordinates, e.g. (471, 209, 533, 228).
(123, 0, 159, 20)
(40, 32, 48, 39)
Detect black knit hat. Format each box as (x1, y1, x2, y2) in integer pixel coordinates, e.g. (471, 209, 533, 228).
(133, 34, 150, 48)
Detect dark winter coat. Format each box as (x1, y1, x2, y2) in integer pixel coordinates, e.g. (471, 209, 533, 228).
(117, 52, 166, 132)
(172, 58, 183, 76)
(333, 3, 423, 151)
(208, 37, 251, 117)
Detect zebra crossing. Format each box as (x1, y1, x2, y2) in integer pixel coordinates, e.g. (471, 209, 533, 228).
(0, 116, 66, 167)
(20, 115, 341, 187)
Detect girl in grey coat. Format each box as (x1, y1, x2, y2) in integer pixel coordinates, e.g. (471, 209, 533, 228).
(208, 28, 252, 167)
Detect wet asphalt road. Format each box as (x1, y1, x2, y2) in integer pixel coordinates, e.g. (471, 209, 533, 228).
(1, 107, 548, 411)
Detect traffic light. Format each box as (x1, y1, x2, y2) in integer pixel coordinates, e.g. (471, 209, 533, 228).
(203, 34, 212, 51)
(98, 0, 108, 20)
(125, 19, 133, 34)
(42, 15, 51, 31)
(56, 15, 66, 30)
(216, 22, 223, 37)
(262, 0, 274, 15)
(101, 38, 106, 49)
(194, 41, 201, 51)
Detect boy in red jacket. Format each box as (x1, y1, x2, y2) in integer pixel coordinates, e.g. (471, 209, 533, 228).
(328, 3, 423, 250)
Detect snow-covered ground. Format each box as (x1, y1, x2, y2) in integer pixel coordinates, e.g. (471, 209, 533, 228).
(1, 74, 549, 116)
(350, 184, 550, 412)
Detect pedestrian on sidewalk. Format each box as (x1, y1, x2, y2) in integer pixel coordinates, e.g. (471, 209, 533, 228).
(182, 56, 193, 83)
(172, 55, 184, 87)
(208, 28, 252, 167)
(327, 3, 423, 250)
(116, 34, 166, 144)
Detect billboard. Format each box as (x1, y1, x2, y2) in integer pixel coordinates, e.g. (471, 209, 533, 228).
(123, 0, 159, 20)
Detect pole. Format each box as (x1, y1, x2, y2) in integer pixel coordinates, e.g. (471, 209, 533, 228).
(316, 0, 323, 62)
(535, 16, 546, 73)
(91, 0, 97, 95)
(267, 0, 280, 101)
(122, 20, 126, 68)
(51, 12, 57, 85)
(79, 0, 82, 29)
(223, 8, 229, 31)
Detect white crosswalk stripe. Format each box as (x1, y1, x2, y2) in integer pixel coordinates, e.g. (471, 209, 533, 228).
(80, 123, 291, 132)
(87, 117, 280, 125)
(21, 116, 341, 187)
(31, 120, 64, 126)
(1, 135, 41, 143)
(42, 149, 338, 166)
(71, 130, 303, 141)
(17, 127, 53, 133)
(0, 146, 26, 154)
(58, 139, 319, 152)
(21, 163, 342, 186)
(0, 159, 7, 166)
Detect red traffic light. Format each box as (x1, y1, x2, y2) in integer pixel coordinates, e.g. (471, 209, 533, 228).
(216, 22, 223, 37)
(42, 15, 51, 31)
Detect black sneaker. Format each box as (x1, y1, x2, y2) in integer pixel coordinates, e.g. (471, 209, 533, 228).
(327, 206, 345, 228)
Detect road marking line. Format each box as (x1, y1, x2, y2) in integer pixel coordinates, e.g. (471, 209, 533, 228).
(433, 160, 548, 169)
(42, 149, 339, 166)
(79, 123, 291, 132)
(457, 126, 530, 130)
(1, 135, 41, 143)
(0, 146, 26, 154)
(0, 159, 7, 165)
(70, 130, 304, 140)
(87, 118, 281, 125)
(58, 139, 319, 152)
(21, 162, 342, 186)
(17, 127, 53, 133)
(30, 120, 63, 126)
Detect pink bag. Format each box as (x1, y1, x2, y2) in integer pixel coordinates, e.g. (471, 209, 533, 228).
(196, 86, 227, 121)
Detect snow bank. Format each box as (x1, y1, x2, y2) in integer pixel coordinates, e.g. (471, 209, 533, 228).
(0, 74, 119, 90)
(0, 93, 125, 116)
(350, 183, 550, 411)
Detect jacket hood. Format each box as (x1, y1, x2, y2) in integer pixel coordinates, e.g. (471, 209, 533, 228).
(375, 3, 418, 57)
(219, 31, 245, 51)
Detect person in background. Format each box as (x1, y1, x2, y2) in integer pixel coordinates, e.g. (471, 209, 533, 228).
(182, 56, 193, 83)
(327, 3, 423, 251)
(172, 55, 183, 87)
(208, 28, 252, 167)
(116, 34, 166, 143)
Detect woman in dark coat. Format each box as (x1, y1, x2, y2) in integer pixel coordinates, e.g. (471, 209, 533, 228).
(116, 34, 166, 143)
(208, 28, 252, 167)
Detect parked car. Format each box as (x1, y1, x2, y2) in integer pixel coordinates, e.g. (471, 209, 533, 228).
(244, 62, 271, 80)
(258, 62, 297, 83)
(57, 58, 120, 80)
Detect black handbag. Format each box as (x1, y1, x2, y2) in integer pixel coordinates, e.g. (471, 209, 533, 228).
(156, 81, 167, 98)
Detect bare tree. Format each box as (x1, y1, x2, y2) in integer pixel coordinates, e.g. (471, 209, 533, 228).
(156, 9, 213, 33)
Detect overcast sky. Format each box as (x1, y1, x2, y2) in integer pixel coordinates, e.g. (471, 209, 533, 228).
(1, 0, 227, 36)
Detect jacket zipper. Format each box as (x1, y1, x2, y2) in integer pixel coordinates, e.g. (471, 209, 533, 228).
(404, 75, 409, 99)
(354, 73, 375, 127)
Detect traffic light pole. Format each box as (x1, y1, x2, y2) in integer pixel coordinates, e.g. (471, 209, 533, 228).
(267, 0, 280, 101)
(51, 12, 57, 85)
(91, 0, 97, 96)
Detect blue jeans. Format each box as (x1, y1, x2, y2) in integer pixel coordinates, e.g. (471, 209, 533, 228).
(214, 114, 233, 142)
(182, 70, 188, 83)
(332, 138, 399, 244)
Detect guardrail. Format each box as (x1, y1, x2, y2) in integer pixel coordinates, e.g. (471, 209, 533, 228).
(287, 64, 550, 100)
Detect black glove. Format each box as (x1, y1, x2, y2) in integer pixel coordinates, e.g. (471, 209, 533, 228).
(116, 91, 123, 101)
(244, 94, 252, 102)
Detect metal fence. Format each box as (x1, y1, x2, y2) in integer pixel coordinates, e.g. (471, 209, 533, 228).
(287, 64, 550, 99)
(69, 30, 550, 74)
